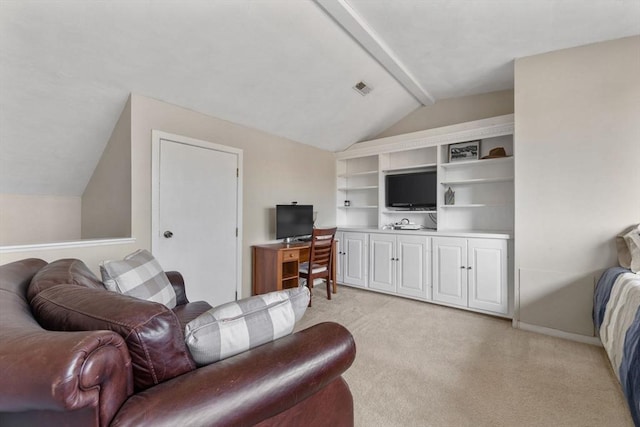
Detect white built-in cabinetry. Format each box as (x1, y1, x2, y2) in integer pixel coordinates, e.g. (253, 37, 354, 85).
(369, 233, 430, 299)
(432, 237, 509, 315)
(334, 115, 514, 318)
(334, 231, 368, 288)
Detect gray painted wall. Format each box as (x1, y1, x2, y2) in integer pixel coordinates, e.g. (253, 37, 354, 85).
(514, 35, 640, 336)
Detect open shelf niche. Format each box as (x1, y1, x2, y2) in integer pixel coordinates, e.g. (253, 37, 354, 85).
(437, 134, 514, 233)
(379, 146, 438, 229)
(336, 154, 379, 228)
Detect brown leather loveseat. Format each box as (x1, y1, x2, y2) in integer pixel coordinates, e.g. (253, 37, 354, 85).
(0, 258, 356, 426)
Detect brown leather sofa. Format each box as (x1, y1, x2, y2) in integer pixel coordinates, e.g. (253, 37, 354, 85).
(0, 258, 356, 426)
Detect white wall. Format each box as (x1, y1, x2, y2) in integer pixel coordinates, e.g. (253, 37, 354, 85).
(375, 89, 514, 138)
(129, 95, 336, 297)
(0, 194, 81, 245)
(514, 36, 640, 336)
(82, 97, 132, 239)
(1, 95, 336, 292)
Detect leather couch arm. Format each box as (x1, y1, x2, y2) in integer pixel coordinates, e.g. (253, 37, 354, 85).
(165, 271, 189, 305)
(0, 328, 133, 425)
(111, 322, 356, 427)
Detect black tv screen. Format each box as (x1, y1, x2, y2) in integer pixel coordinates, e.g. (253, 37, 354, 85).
(386, 171, 437, 209)
(276, 205, 313, 240)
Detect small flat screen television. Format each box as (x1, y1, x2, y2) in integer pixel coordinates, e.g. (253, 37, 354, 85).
(386, 171, 437, 209)
(276, 204, 313, 241)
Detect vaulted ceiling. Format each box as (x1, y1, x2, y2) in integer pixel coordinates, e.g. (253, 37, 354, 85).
(1, 0, 638, 196)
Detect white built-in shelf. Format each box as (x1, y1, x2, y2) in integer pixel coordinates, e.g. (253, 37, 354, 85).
(337, 170, 378, 178)
(440, 203, 509, 208)
(440, 157, 513, 169)
(336, 224, 374, 230)
(440, 177, 513, 185)
(336, 115, 515, 233)
(382, 162, 437, 173)
(337, 185, 379, 191)
(381, 209, 437, 214)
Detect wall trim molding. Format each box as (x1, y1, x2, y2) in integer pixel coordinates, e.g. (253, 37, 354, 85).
(515, 321, 601, 346)
(0, 237, 136, 254)
(337, 114, 514, 159)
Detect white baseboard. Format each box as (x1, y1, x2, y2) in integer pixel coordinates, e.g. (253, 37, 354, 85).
(515, 321, 602, 346)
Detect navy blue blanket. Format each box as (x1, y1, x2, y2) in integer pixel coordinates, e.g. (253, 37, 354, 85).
(593, 267, 630, 330)
(594, 267, 639, 426)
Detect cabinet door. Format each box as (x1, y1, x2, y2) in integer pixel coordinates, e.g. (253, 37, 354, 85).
(396, 235, 429, 299)
(343, 232, 368, 288)
(335, 231, 344, 283)
(369, 234, 396, 292)
(467, 238, 508, 314)
(432, 237, 467, 307)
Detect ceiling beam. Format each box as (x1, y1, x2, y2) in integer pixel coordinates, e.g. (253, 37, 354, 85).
(315, 0, 435, 105)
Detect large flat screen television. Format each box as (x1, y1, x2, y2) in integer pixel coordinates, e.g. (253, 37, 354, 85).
(386, 171, 437, 209)
(276, 204, 313, 241)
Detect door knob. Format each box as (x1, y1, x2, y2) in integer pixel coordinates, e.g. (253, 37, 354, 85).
(163, 231, 174, 238)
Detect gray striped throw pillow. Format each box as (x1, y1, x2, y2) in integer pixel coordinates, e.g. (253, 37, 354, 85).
(185, 286, 310, 366)
(100, 249, 177, 309)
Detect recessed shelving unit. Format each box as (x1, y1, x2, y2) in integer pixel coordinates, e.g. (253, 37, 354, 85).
(335, 114, 515, 234)
(333, 115, 515, 320)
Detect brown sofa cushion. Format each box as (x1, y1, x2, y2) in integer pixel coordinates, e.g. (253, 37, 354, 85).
(27, 259, 104, 302)
(31, 284, 196, 391)
(172, 300, 213, 330)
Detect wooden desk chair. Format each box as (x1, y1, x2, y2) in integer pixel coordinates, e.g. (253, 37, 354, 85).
(299, 227, 337, 307)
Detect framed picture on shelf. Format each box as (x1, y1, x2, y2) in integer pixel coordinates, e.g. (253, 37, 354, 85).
(449, 140, 480, 162)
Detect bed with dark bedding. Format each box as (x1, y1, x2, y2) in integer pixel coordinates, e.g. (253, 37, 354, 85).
(594, 267, 640, 425)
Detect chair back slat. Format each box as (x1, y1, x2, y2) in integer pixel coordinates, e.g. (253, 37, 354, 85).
(301, 227, 337, 306)
(308, 227, 337, 269)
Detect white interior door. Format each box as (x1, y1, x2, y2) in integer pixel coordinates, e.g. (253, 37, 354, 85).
(152, 131, 242, 306)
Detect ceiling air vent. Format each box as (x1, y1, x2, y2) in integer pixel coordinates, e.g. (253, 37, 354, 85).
(353, 81, 372, 96)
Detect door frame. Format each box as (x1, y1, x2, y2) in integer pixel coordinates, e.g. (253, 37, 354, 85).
(151, 130, 244, 299)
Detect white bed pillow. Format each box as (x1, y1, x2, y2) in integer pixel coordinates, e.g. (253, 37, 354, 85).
(185, 286, 310, 366)
(617, 224, 640, 273)
(100, 249, 177, 309)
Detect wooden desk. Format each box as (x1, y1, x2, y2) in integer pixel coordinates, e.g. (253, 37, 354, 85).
(252, 241, 337, 295)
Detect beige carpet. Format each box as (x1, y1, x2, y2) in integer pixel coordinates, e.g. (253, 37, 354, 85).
(295, 285, 633, 427)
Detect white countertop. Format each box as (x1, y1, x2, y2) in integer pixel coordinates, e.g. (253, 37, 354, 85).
(337, 227, 513, 239)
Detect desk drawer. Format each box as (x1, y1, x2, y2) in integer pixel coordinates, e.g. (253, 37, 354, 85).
(283, 250, 299, 262)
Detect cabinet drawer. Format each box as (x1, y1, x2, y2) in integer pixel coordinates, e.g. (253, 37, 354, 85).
(282, 250, 299, 261)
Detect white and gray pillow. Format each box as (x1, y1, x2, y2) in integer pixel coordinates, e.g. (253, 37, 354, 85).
(617, 224, 640, 273)
(185, 286, 310, 366)
(100, 249, 177, 309)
